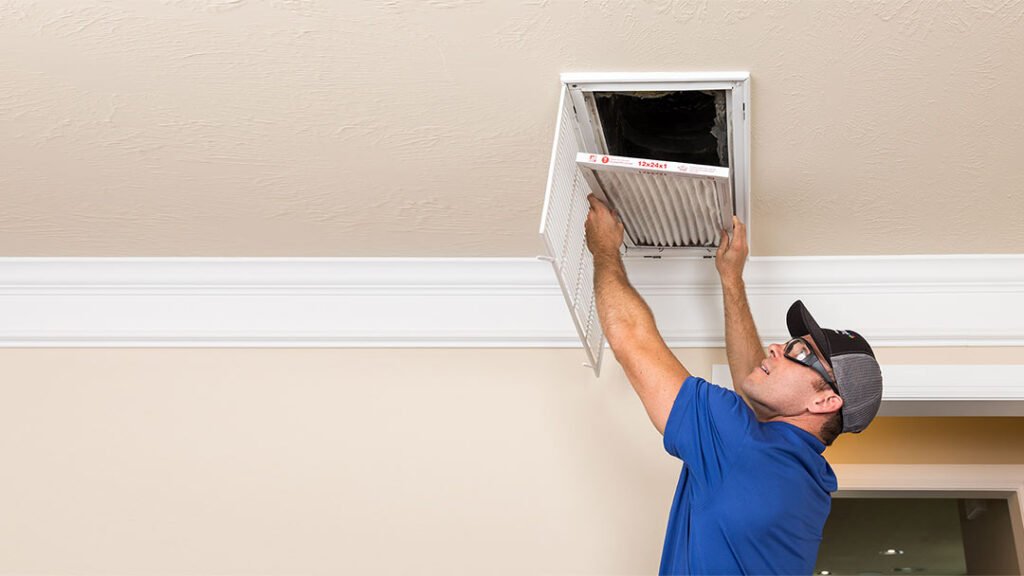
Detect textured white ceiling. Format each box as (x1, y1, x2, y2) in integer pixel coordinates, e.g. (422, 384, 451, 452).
(2, 0, 1023, 256)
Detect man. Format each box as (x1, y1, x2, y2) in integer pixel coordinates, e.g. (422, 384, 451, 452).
(583, 194, 883, 574)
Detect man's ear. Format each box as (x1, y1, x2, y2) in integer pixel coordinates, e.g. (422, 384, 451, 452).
(808, 392, 843, 415)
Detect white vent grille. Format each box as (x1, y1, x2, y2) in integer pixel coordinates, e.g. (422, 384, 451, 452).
(539, 87, 605, 375)
(576, 154, 732, 249)
(540, 73, 750, 376)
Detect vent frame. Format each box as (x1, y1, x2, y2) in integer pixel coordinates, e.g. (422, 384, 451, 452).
(562, 72, 751, 257)
(539, 73, 751, 375)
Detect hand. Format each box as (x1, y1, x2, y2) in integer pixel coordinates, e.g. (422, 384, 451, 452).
(584, 194, 624, 257)
(715, 215, 748, 284)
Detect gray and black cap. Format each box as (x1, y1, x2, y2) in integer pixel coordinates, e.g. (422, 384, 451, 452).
(786, 300, 883, 434)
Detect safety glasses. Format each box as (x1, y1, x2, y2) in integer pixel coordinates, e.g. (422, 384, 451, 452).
(783, 337, 839, 395)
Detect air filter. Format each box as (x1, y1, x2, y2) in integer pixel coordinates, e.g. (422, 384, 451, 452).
(576, 153, 733, 251)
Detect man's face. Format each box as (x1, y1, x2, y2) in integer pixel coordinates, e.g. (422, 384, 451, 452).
(742, 334, 835, 419)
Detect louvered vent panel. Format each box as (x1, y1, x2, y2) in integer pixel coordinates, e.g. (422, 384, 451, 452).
(577, 154, 733, 249)
(539, 87, 605, 375)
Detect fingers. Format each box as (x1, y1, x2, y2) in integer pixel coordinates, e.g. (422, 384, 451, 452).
(587, 194, 620, 223)
(717, 215, 748, 256)
(587, 193, 618, 217)
(731, 215, 746, 248)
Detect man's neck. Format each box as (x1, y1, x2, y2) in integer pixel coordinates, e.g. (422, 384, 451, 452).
(761, 414, 828, 446)
(745, 397, 828, 445)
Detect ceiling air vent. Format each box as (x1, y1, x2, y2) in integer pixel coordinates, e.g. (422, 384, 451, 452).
(539, 72, 751, 375)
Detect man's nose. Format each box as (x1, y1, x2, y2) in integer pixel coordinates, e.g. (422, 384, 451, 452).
(767, 344, 782, 358)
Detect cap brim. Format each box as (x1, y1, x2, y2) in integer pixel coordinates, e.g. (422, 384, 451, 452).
(786, 300, 833, 360)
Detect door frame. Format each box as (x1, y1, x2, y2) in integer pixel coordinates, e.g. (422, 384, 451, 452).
(833, 464, 1024, 570)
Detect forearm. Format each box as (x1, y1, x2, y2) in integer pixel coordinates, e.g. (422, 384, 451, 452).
(721, 276, 765, 399)
(592, 249, 688, 434)
(593, 251, 657, 343)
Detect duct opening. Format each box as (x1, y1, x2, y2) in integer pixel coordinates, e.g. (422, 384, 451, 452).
(590, 91, 729, 167)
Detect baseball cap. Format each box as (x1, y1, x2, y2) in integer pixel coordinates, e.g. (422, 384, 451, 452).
(786, 300, 883, 434)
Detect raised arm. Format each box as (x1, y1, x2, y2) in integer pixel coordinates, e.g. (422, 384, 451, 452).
(715, 216, 765, 405)
(585, 195, 690, 435)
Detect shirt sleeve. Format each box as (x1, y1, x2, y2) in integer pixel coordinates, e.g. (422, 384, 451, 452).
(663, 375, 757, 490)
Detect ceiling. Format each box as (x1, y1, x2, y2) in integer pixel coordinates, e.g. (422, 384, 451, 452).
(2, 0, 1024, 257)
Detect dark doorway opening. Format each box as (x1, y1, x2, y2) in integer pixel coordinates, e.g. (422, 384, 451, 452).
(816, 497, 1019, 575)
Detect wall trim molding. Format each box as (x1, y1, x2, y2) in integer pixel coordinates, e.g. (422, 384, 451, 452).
(712, 364, 1024, 416)
(0, 254, 1022, 348)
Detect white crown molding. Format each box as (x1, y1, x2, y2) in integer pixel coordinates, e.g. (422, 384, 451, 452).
(0, 255, 1022, 348)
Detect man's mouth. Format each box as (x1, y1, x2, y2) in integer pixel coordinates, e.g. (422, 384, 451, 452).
(760, 363, 770, 375)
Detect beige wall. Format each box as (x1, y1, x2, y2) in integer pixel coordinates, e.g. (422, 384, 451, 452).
(1, 347, 1022, 574)
(829, 417, 1024, 464)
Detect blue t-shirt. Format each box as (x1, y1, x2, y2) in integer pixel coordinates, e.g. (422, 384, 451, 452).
(660, 376, 838, 575)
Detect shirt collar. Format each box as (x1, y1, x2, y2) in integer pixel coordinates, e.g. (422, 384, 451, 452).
(766, 421, 827, 454)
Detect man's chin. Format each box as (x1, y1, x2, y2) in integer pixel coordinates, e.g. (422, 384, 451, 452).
(740, 385, 771, 417)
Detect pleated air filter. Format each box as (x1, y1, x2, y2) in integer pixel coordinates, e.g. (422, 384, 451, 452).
(576, 153, 732, 251)
(539, 73, 751, 375)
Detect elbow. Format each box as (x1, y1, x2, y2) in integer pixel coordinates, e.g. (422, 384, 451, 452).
(604, 318, 655, 354)
(603, 318, 637, 348)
